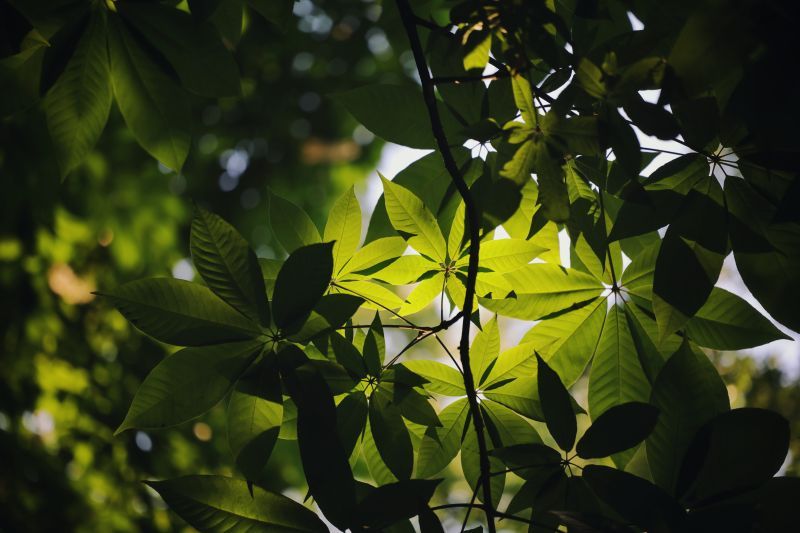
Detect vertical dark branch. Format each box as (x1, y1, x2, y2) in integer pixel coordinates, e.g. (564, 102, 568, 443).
(394, 1, 496, 530)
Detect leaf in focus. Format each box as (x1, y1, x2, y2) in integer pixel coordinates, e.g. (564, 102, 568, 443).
(324, 186, 362, 276)
(537, 353, 577, 452)
(271, 242, 334, 333)
(576, 402, 659, 459)
(380, 175, 447, 262)
(146, 475, 327, 532)
(117, 340, 262, 433)
(268, 190, 322, 254)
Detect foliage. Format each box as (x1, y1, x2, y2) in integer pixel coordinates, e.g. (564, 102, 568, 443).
(2, 0, 800, 531)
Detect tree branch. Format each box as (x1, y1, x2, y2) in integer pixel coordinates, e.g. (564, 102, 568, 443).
(395, 1, 496, 530)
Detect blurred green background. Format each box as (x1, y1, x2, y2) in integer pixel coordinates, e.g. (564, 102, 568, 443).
(1, 1, 798, 531)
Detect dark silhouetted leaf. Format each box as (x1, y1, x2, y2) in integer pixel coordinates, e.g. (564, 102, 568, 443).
(576, 402, 659, 459)
(272, 242, 334, 333)
(537, 353, 577, 452)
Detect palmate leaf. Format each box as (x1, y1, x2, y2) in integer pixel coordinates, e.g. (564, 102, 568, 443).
(646, 341, 729, 495)
(400, 360, 465, 396)
(146, 475, 327, 532)
(480, 264, 603, 321)
(416, 398, 469, 478)
(117, 1, 240, 97)
(369, 385, 414, 480)
(372, 255, 436, 285)
(191, 206, 269, 326)
(102, 278, 261, 345)
(355, 479, 441, 531)
(342, 236, 407, 275)
(363, 417, 398, 486)
(537, 353, 577, 452)
(588, 304, 651, 421)
(333, 84, 440, 149)
(272, 242, 334, 333)
(324, 186, 362, 276)
(44, 9, 111, 178)
(227, 355, 282, 480)
(116, 340, 262, 433)
(470, 317, 500, 384)
(576, 402, 659, 460)
(337, 391, 368, 458)
(685, 287, 789, 350)
(268, 191, 321, 254)
(108, 15, 190, 171)
(380, 175, 447, 262)
(399, 273, 446, 316)
(279, 346, 356, 529)
(472, 239, 548, 272)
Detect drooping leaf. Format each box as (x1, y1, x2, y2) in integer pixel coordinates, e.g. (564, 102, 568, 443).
(146, 475, 327, 532)
(279, 346, 357, 529)
(646, 342, 729, 495)
(576, 402, 659, 459)
(370, 385, 413, 480)
(337, 391, 369, 458)
(116, 340, 262, 433)
(272, 242, 334, 333)
(227, 355, 282, 480)
(676, 408, 790, 504)
(363, 312, 384, 377)
(536, 353, 577, 452)
(108, 15, 190, 171)
(117, 2, 240, 97)
(582, 466, 686, 531)
(102, 278, 261, 345)
(44, 10, 111, 178)
(191, 206, 269, 326)
(268, 191, 322, 254)
(416, 398, 469, 478)
(355, 480, 441, 530)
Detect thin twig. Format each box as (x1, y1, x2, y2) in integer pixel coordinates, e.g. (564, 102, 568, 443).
(395, 1, 496, 530)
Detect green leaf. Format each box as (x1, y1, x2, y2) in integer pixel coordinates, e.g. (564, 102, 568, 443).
(102, 278, 260, 345)
(279, 347, 357, 528)
(685, 287, 788, 350)
(272, 242, 334, 332)
(331, 331, 368, 379)
(461, 413, 504, 507)
(483, 378, 543, 421)
(576, 402, 659, 459)
(324, 186, 362, 276)
(677, 408, 790, 504)
(480, 264, 602, 321)
(463, 32, 491, 71)
(146, 475, 327, 532)
(337, 391, 368, 458)
(582, 466, 686, 531)
(333, 84, 436, 149)
(44, 10, 110, 178)
(355, 480, 441, 530)
(394, 385, 440, 427)
(537, 353, 577, 452)
(363, 417, 398, 486)
(471, 317, 500, 386)
(447, 202, 466, 261)
(363, 313, 385, 377)
(343, 237, 407, 275)
(116, 340, 262, 433)
(491, 443, 561, 480)
(512, 74, 537, 126)
(118, 2, 240, 97)
(309, 360, 358, 395)
(536, 155, 571, 223)
(268, 191, 322, 254)
(107, 15, 190, 171)
(227, 355, 282, 480)
(416, 398, 469, 478)
(645, 154, 709, 195)
(399, 273, 445, 316)
(380, 175, 447, 262)
(472, 239, 548, 273)
(520, 297, 607, 386)
(370, 385, 414, 480)
(646, 342, 729, 495)
(622, 97, 680, 141)
(332, 278, 403, 311)
(191, 206, 269, 326)
(588, 304, 651, 422)
(248, 0, 294, 28)
(372, 255, 435, 285)
(400, 360, 465, 396)
(483, 343, 538, 386)
(287, 293, 363, 343)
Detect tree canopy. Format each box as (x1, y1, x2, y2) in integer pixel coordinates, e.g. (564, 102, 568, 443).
(1, 0, 799, 531)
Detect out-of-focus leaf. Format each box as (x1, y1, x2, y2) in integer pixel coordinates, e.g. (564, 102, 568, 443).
(44, 10, 110, 178)
(355, 480, 441, 530)
(108, 15, 190, 171)
(268, 190, 322, 254)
